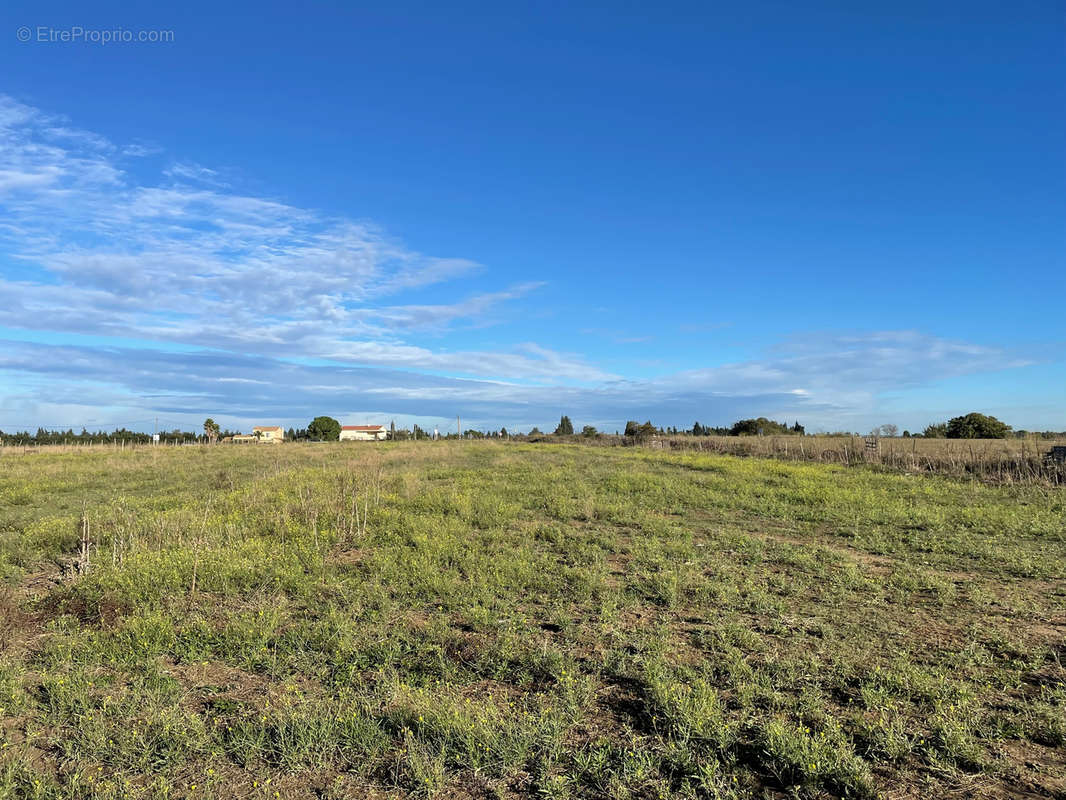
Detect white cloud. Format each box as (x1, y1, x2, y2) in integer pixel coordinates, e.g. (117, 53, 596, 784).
(0, 95, 1040, 432)
(121, 141, 163, 158)
(0, 94, 603, 382)
(163, 161, 228, 187)
(0, 330, 1035, 432)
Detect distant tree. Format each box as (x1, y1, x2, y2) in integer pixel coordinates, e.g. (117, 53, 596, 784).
(202, 418, 220, 443)
(581, 425, 598, 437)
(631, 420, 657, 441)
(922, 423, 948, 438)
(286, 427, 296, 441)
(731, 418, 774, 436)
(902, 430, 911, 438)
(307, 416, 341, 441)
(529, 427, 542, 436)
(692, 422, 703, 436)
(500, 427, 508, 438)
(554, 415, 574, 435)
(946, 413, 1011, 439)
(728, 418, 804, 436)
(880, 424, 899, 438)
(624, 420, 640, 437)
(732, 419, 755, 436)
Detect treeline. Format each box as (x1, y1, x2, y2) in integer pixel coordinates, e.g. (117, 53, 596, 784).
(522, 416, 807, 439)
(713, 418, 806, 436)
(529, 412, 1064, 441)
(456, 417, 810, 439)
(628, 418, 805, 437)
(5, 412, 1061, 447)
(0, 427, 216, 446)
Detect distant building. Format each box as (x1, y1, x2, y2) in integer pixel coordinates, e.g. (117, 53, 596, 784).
(252, 426, 284, 443)
(340, 425, 387, 442)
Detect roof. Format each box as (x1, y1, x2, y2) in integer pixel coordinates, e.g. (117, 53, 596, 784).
(252, 426, 283, 432)
(342, 425, 386, 431)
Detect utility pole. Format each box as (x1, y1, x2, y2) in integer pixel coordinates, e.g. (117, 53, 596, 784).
(457, 415, 461, 439)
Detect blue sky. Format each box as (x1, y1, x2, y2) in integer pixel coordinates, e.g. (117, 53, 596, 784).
(0, 0, 1063, 434)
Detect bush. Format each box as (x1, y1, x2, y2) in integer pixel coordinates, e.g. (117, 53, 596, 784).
(946, 413, 1011, 439)
(730, 418, 796, 436)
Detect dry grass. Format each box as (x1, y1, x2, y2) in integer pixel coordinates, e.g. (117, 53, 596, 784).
(608, 436, 1066, 485)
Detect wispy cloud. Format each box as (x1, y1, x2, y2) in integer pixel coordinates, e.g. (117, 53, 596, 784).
(163, 161, 229, 187)
(0, 94, 595, 381)
(0, 95, 1039, 432)
(0, 330, 1032, 432)
(120, 141, 163, 158)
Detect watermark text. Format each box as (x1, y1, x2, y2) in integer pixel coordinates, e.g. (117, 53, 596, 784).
(16, 26, 174, 44)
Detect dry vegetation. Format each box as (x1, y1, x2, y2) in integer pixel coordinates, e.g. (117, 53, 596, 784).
(612, 436, 1065, 486)
(0, 442, 1063, 799)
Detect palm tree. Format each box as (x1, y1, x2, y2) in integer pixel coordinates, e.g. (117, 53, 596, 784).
(203, 418, 220, 444)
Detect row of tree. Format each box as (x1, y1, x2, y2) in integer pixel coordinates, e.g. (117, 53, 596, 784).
(528, 416, 807, 439)
(0, 427, 208, 446)
(540, 413, 1036, 440)
(3, 412, 1054, 446)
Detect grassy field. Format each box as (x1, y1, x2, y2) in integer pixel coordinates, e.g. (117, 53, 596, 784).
(0, 443, 1063, 799)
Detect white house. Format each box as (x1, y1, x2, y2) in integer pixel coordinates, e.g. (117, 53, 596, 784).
(340, 425, 387, 441)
